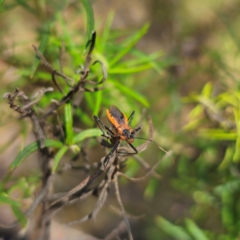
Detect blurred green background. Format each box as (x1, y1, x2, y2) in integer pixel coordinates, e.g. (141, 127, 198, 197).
(1, 0, 240, 239)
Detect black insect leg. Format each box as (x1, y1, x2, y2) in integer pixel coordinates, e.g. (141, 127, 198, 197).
(94, 115, 115, 139)
(131, 125, 142, 136)
(126, 142, 138, 154)
(102, 141, 120, 169)
(128, 111, 135, 126)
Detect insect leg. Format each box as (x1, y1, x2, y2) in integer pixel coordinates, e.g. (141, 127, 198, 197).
(102, 141, 120, 169)
(131, 125, 142, 136)
(94, 116, 115, 137)
(127, 142, 138, 154)
(128, 111, 135, 126)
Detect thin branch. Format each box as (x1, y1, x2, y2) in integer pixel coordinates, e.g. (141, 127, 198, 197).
(114, 175, 133, 240)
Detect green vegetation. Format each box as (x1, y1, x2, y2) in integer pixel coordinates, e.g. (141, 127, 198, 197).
(0, 0, 240, 239)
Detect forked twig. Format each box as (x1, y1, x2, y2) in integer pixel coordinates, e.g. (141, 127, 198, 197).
(114, 175, 133, 240)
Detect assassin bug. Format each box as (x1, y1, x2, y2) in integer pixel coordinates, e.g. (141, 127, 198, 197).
(94, 105, 142, 168)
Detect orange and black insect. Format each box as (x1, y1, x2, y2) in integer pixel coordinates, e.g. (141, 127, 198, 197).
(94, 105, 142, 167)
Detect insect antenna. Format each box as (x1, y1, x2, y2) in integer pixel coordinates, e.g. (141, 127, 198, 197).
(133, 136, 172, 157)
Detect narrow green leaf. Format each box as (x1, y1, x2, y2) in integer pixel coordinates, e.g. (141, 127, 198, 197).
(93, 90, 103, 116)
(185, 218, 208, 240)
(31, 25, 50, 78)
(110, 80, 149, 107)
(0, 194, 20, 206)
(11, 205, 27, 227)
(64, 103, 73, 145)
(233, 108, 240, 163)
(10, 140, 64, 170)
(156, 216, 191, 240)
(109, 23, 150, 66)
(183, 119, 202, 131)
(73, 128, 102, 144)
(85, 92, 95, 111)
(0, 0, 4, 6)
(108, 64, 152, 74)
(52, 146, 68, 172)
(199, 129, 237, 140)
(75, 108, 93, 127)
(218, 147, 234, 171)
(81, 0, 95, 43)
(189, 105, 204, 119)
(131, 49, 169, 74)
(201, 82, 213, 98)
(98, 11, 115, 52)
(144, 178, 159, 200)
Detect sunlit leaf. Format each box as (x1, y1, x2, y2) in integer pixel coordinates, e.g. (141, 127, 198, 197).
(73, 128, 102, 144)
(109, 23, 150, 66)
(0, 194, 20, 206)
(218, 147, 234, 171)
(201, 82, 213, 98)
(98, 11, 115, 52)
(185, 218, 208, 240)
(10, 140, 64, 170)
(52, 145, 68, 172)
(11, 205, 27, 227)
(199, 129, 237, 140)
(233, 108, 240, 163)
(65, 103, 73, 145)
(110, 80, 149, 107)
(109, 64, 152, 74)
(156, 216, 191, 240)
(93, 90, 103, 116)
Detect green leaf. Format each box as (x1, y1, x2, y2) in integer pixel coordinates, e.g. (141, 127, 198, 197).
(218, 147, 234, 171)
(201, 82, 213, 98)
(75, 108, 93, 127)
(64, 103, 73, 145)
(10, 140, 64, 170)
(98, 11, 115, 52)
(73, 128, 102, 144)
(109, 64, 152, 74)
(93, 90, 103, 116)
(0, 0, 4, 7)
(81, 0, 95, 43)
(156, 216, 191, 240)
(233, 108, 240, 163)
(110, 80, 149, 107)
(199, 129, 237, 140)
(31, 24, 50, 78)
(183, 119, 202, 131)
(144, 178, 159, 200)
(0, 194, 20, 206)
(11, 205, 27, 227)
(131, 49, 169, 74)
(52, 146, 68, 172)
(109, 23, 150, 66)
(185, 218, 208, 240)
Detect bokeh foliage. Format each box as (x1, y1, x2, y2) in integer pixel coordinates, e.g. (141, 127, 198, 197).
(1, 0, 240, 239)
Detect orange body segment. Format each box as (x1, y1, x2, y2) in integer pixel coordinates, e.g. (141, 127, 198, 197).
(106, 106, 134, 142)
